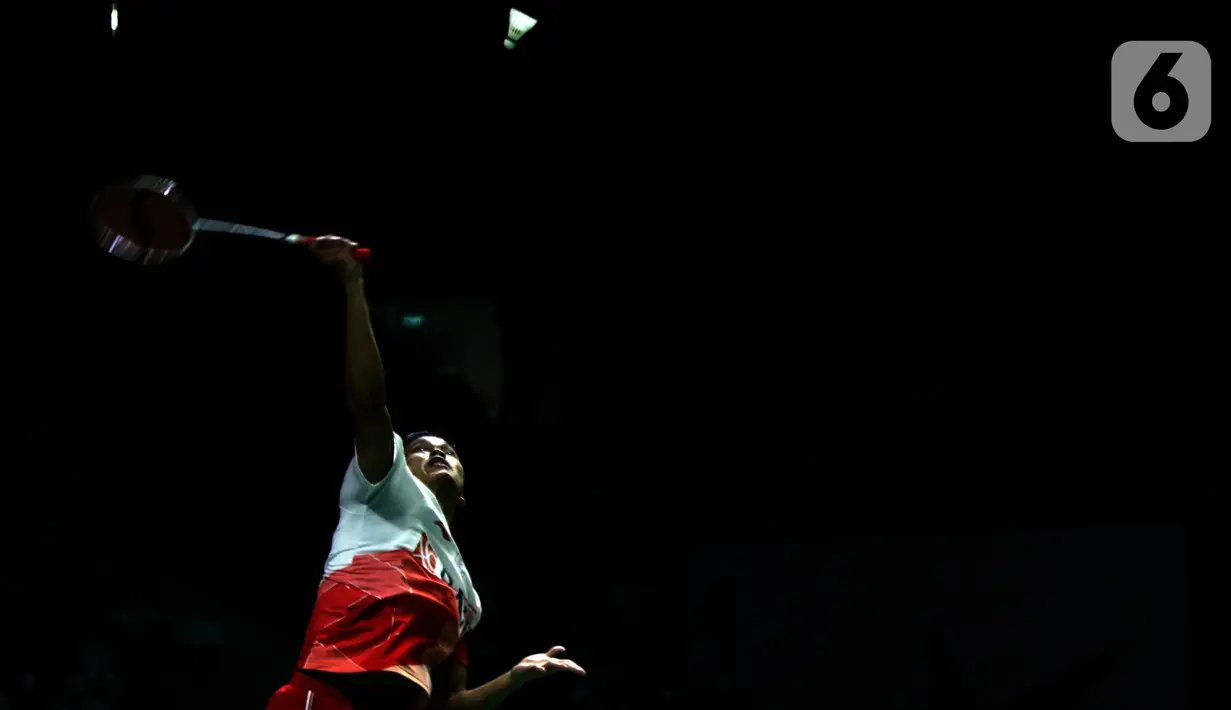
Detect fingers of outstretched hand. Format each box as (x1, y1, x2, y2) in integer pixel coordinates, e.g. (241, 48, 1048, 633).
(553, 659, 586, 675)
(544, 646, 567, 658)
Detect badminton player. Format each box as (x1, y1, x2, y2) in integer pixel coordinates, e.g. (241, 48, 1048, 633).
(267, 237, 586, 710)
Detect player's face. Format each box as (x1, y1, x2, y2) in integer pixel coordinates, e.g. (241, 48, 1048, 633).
(406, 435, 465, 503)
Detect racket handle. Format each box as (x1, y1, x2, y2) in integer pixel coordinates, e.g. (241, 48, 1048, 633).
(292, 236, 373, 264)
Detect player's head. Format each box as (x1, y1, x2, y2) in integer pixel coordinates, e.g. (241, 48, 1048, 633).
(404, 432, 466, 522)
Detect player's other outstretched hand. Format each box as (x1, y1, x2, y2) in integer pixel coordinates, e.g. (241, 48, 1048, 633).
(509, 646, 587, 688)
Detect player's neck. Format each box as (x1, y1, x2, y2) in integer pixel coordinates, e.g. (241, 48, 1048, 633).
(426, 483, 456, 524)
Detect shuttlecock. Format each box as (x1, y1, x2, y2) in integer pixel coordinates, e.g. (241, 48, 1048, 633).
(505, 8, 538, 50)
(111, 4, 119, 35)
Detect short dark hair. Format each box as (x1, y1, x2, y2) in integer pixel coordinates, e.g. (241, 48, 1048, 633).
(404, 431, 436, 447)
(404, 431, 462, 454)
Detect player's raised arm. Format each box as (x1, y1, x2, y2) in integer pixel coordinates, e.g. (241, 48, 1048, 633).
(310, 236, 395, 483)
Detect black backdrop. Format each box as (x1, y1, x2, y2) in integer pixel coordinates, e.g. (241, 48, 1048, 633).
(4, 2, 1220, 709)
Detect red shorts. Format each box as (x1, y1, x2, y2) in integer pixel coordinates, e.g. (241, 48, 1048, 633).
(266, 671, 354, 710)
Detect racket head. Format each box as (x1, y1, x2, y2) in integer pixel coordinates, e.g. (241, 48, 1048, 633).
(90, 175, 198, 265)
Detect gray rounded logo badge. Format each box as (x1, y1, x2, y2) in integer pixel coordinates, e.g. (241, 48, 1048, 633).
(1111, 41, 1212, 142)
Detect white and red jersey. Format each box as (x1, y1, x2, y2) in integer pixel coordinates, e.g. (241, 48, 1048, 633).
(297, 433, 482, 680)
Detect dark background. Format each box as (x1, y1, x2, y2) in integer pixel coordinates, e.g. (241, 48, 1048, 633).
(4, 2, 1220, 709)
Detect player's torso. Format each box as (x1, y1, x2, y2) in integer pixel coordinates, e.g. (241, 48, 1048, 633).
(300, 466, 480, 674)
(325, 502, 481, 637)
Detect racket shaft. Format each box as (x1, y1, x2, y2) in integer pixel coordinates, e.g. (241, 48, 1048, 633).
(193, 218, 291, 241)
(192, 219, 372, 264)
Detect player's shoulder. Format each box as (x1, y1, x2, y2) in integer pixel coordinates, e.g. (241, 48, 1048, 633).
(340, 434, 414, 500)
